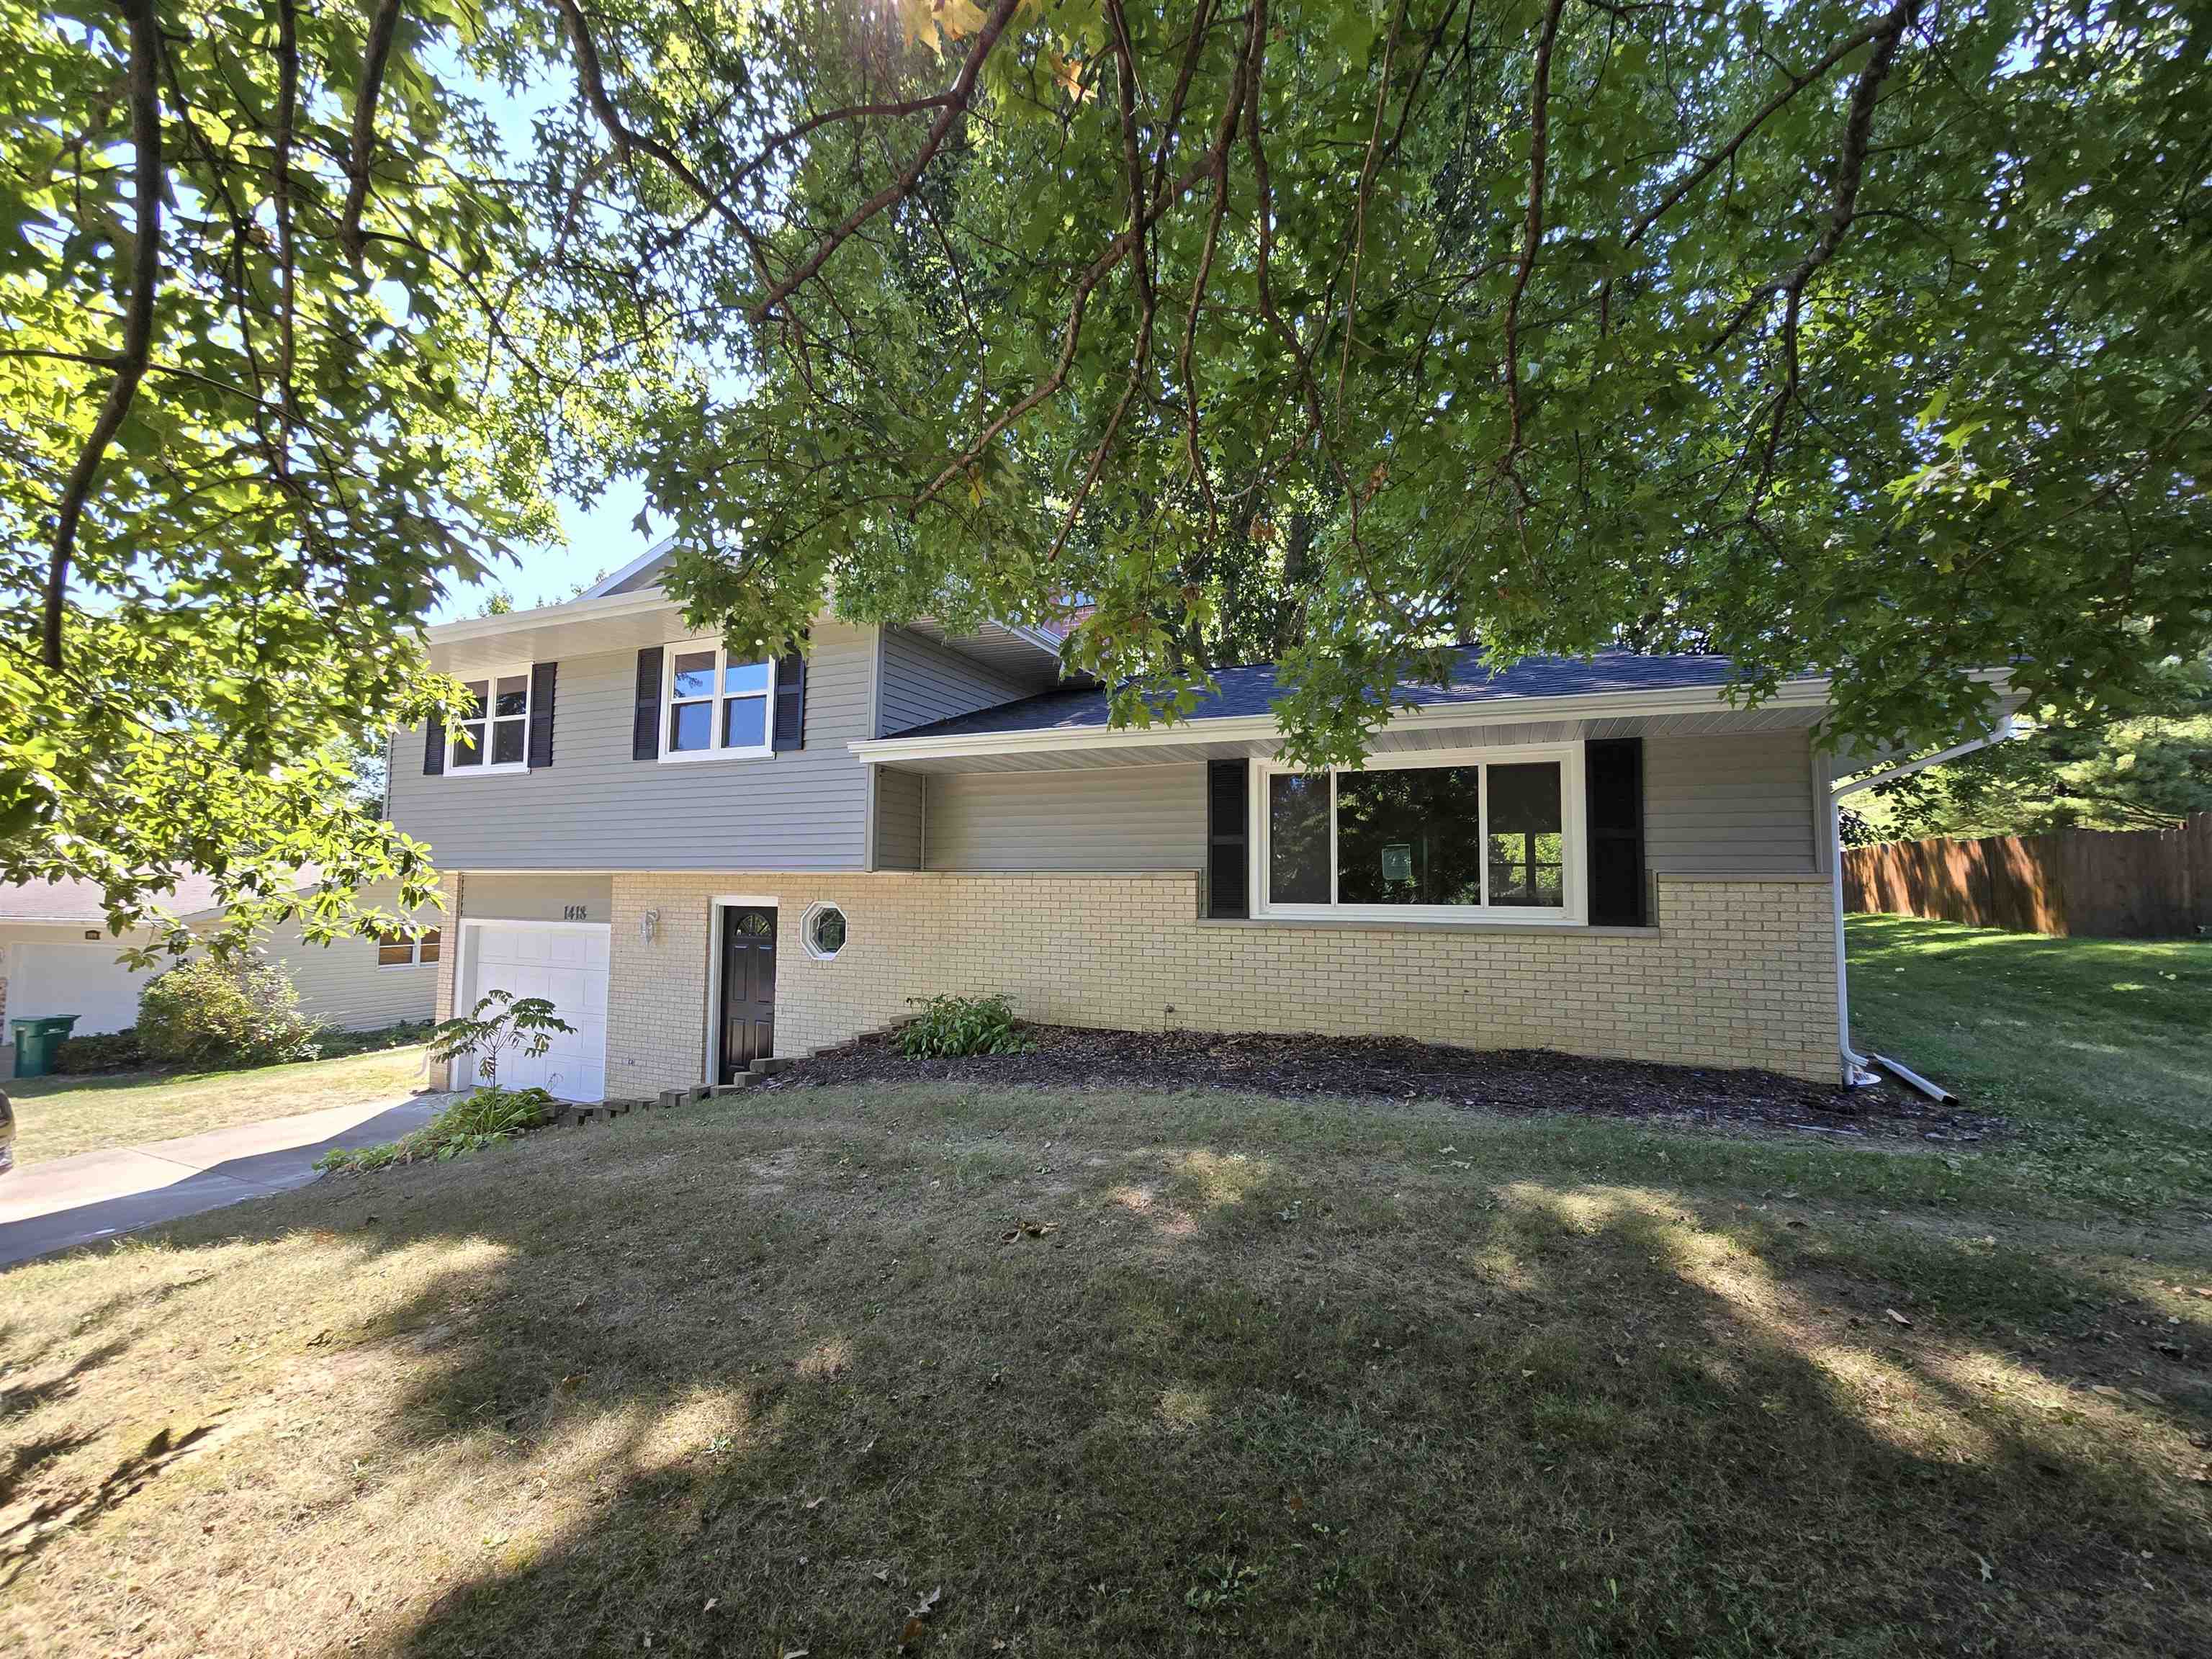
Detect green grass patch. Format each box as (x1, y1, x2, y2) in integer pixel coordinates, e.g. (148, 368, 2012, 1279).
(1848, 914, 2212, 1213)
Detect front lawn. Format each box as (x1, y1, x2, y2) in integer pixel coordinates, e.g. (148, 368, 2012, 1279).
(3, 1076, 2206, 1658)
(4, 1043, 433, 1166)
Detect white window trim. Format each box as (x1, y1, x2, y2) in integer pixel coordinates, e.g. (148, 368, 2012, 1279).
(1249, 741, 1588, 926)
(375, 927, 442, 969)
(446, 663, 534, 777)
(800, 901, 847, 961)
(660, 639, 777, 764)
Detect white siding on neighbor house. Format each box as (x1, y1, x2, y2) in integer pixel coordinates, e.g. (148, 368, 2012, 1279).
(924, 763, 1208, 871)
(254, 878, 441, 1030)
(1642, 732, 1819, 876)
(386, 620, 877, 872)
(918, 732, 1820, 879)
(877, 626, 1035, 736)
(0, 877, 440, 1046)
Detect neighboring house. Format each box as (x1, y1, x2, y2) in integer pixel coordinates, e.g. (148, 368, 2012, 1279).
(389, 549, 2008, 1100)
(0, 873, 441, 1074)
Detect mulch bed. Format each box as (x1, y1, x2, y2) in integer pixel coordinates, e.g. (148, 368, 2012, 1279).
(768, 1025, 2006, 1143)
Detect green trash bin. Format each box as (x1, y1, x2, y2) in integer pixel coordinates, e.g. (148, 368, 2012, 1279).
(10, 1015, 80, 1079)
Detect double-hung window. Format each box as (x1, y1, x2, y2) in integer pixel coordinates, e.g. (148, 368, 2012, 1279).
(1254, 745, 1583, 923)
(450, 669, 531, 773)
(665, 644, 775, 761)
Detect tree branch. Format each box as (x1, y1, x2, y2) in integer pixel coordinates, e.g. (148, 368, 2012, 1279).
(340, 0, 404, 261)
(745, 0, 1028, 326)
(1737, 0, 1921, 516)
(45, 0, 162, 670)
(1496, 0, 1567, 539)
(1711, 0, 1920, 359)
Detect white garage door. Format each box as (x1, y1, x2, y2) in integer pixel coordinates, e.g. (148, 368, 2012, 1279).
(6, 943, 159, 1035)
(462, 922, 608, 1102)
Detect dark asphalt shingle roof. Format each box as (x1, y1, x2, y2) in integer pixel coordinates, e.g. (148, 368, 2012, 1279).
(885, 647, 1755, 741)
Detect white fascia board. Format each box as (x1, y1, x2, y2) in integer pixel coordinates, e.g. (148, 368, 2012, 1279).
(426, 586, 679, 647)
(849, 675, 1839, 764)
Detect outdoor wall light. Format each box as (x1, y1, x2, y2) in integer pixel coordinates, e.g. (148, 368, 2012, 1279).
(641, 908, 659, 945)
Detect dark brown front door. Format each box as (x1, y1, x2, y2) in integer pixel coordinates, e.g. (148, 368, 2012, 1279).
(718, 907, 777, 1081)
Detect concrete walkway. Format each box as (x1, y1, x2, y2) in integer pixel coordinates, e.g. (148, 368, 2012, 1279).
(0, 1093, 449, 1269)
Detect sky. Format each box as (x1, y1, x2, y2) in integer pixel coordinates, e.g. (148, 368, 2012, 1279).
(425, 63, 662, 622)
(435, 472, 658, 621)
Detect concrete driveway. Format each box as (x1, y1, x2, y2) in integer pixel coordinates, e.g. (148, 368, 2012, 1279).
(0, 1092, 449, 1268)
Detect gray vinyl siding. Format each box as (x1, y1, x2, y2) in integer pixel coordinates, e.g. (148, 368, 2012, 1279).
(878, 626, 1034, 737)
(1642, 732, 1818, 876)
(874, 770, 926, 871)
(388, 620, 876, 872)
(922, 734, 1818, 879)
(924, 763, 1208, 872)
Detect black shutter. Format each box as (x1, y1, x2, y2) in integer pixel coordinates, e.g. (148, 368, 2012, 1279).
(1585, 737, 1645, 925)
(526, 662, 558, 769)
(633, 647, 664, 760)
(423, 714, 444, 775)
(773, 649, 806, 751)
(1206, 758, 1249, 918)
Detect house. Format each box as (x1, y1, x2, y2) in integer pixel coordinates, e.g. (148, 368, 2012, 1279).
(388, 549, 1993, 1100)
(0, 873, 441, 1074)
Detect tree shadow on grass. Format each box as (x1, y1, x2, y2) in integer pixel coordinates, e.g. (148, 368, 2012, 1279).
(3, 1092, 2208, 1657)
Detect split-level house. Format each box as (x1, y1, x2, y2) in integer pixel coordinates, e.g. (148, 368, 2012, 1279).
(389, 549, 1974, 1101)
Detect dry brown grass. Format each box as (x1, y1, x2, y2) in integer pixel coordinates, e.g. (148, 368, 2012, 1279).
(1, 1084, 2206, 1658)
(6, 1046, 433, 1166)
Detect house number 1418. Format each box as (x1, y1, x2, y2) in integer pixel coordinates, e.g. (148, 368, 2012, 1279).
(562, 904, 589, 921)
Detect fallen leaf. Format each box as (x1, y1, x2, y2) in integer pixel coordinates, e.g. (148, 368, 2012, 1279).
(1885, 1308, 1913, 1328)
(702, 1599, 718, 1613)
(1977, 1554, 1995, 1582)
(999, 1230, 1020, 1244)
(912, 1586, 943, 1617)
(1285, 1492, 1304, 1512)
(804, 1496, 824, 1511)
(900, 1618, 927, 1648)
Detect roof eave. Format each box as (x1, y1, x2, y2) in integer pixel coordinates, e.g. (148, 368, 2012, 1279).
(850, 674, 1845, 764)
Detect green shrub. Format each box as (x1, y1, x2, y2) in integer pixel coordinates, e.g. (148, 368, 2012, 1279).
(136, 955, 322, 1070)
(317, 1084, 554, 1173)
(52, 1028, 145, 1074)
(895, 993, 1035, 1058)
(317, 1019, 436, 1060)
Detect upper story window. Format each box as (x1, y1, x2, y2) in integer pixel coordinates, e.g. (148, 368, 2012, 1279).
(1253, 744, 1584, 924)
(664, 644, 775, 762)
(451, 669, 531, 773)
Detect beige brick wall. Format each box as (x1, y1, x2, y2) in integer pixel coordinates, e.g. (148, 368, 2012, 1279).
(602, 871, 1840, 1096)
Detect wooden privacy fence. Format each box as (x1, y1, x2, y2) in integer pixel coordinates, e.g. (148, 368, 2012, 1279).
(1843, 814, 2212, 938)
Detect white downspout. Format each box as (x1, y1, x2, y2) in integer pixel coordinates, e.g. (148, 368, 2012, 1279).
(1826, 714, 2020, 1086)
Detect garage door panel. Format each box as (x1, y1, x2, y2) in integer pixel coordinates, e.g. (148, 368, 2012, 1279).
(5, 943, 158, 1035)
(464, 923, 610, 1103)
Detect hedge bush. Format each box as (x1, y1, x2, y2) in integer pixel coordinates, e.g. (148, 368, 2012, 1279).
(51, 1028, 145, 1074)
(136, 955, 323, 1070)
